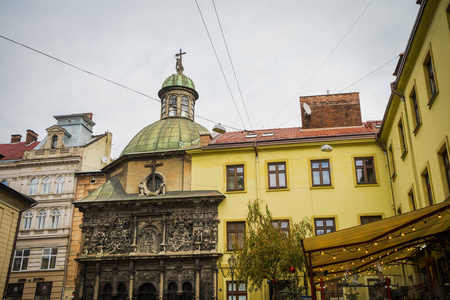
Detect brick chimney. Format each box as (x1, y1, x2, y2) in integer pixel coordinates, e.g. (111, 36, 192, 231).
(85, 113, 93, 120)
(25, 130, 38, 144)
(300, 92, 362, 129)
(11, 134, 22, 143)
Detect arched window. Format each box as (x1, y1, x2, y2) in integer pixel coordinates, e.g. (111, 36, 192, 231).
(1, 180, 8, 186)
(50, 209, 60, 229)
(168, 95, 177, 117)
(37, 210, 46, 229)
(51, 135, 58, 149)
(23, 211, 33, 230)
(29, 178, 38, 195)
(182, 282, 193, 300)
(42, 177, 51, 194)
(55, 176, 64, 194)
(181, 96, 189, 118)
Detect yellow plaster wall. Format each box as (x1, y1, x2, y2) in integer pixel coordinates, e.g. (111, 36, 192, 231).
(190, 138, 393, 299)
(380, 0, 450, 212)
(80, 132, 113, 172)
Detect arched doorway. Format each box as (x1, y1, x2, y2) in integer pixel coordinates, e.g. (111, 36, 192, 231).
(100, 283, 113, 300)
(167, 282, 178, 300)
(137, 283, 157, 300)
(180, 282, 193, 300)
(117, 282, 127, 300)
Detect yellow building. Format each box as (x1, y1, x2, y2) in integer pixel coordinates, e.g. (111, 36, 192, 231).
(189, 93, 396, 299)
(0, 183, 36, 299)
(378, 0, 450, 298)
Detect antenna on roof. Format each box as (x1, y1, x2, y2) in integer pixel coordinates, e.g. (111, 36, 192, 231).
(303, 103, 312, 116)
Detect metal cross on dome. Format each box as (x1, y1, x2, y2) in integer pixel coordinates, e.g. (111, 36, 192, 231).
(175, 48, 186, 62)
(175, 49, 186, 75)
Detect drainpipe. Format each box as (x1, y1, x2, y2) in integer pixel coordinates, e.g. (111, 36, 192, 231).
(254, 141, 260, 202)
(376, 138, 397, 216)
(390, 83, 422, 208)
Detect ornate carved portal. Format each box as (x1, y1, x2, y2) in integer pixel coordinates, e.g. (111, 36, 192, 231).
(75, 194, 222, 300)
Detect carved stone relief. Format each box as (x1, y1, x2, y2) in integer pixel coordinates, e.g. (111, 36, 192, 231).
(139, 225, 160, 254)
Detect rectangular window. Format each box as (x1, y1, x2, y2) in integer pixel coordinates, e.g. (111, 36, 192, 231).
(424, 53, 438, 105)
(268, 162, 287, 189)
(422, 169, 434, 206)
(272, 219, 290, 235)
(12, 249, 30, 271)
(360, 216, 382, 225)
(408, 188, 416, 211)
(410, 88, 421, 132)
(227, 222, 245, 251)
(34, 282, 52, 300)
(398, 119, 407, 158)
(227, 282, 247, 300)
(40, 248, 58, 270)
(227, 165, 245, 191)
(311, 159, 331, 186)
(314, 218, 335, 236)
(5, 283, 24, 300)
(354, 157, 376, 184)
(388, 145, 396, 177)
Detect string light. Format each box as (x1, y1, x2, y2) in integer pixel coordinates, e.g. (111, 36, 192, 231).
(412, 227, 415, 231)
(438, 214, 441, 218)
(366, 249, 369, 253)
(343, 248, 346, 252)
(375, 242, 378, 246)
(321, 251, 324, 255)
(389, 236, 392, 239)
(401, 232, 405, 236)
(333, 255, 336, 260)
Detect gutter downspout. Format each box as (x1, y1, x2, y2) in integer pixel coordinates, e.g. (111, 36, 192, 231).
(254, 141, 260, 202)
(390, 82, 422, 208)
(375, 137, 397, 215)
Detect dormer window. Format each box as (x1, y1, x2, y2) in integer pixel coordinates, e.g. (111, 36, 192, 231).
(51, 135, 58, 149)
(168, 95, 177, 117)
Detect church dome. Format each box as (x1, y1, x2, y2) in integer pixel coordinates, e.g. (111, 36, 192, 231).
(158, 74, 198, 100)
(120, 118, 209, 156)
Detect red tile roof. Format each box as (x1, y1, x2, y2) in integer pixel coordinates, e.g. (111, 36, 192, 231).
(208, 122, 379, 147)
(0, 141, 40, 161)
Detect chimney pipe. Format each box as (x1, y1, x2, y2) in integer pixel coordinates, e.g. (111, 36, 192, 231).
(85, 113, 93, 120)
(11, 134, 22, 143)
(25, 130, 38, 144)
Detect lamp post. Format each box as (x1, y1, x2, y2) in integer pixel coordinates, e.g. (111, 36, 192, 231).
(228, 254, 236, 300)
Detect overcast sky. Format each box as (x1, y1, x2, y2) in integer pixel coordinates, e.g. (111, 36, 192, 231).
(0, 1, 420, 158)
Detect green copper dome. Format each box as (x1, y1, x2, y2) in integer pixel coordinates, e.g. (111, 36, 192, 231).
(163, 74, 195, 89)
(158, 74, 198, 99)
(121, 118, 210, 156)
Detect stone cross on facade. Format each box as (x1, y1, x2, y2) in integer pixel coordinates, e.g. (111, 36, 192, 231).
(145, 159, 163, 192)
(175, 49, 186, 75)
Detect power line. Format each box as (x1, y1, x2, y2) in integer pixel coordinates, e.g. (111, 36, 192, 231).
(263, 0, 375, 127)
(339, 55, 399, 92)
(0, 34, 243, 132)
(193, 0, 247, 130)
(211, 0, 253, 130)
(275, 54, 400, 128)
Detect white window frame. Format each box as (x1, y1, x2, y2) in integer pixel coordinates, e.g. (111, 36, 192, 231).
(50, 209, 60, 229)
(37, 210, 47, 229)
(23, 211, 33, 230)
(42, 177, 51, 194)
(40, 248, 58, 270)
(12, 249, 30, 271)
(29, 178, 38, 195)
(55, 176, 64, 194)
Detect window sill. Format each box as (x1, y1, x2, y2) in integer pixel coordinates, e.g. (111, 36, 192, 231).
(267, 187, 289, 192)
(400, 149, 408, 160)
(412, 123, 422, 135)
(225, 190, 246, 194)
(355, 182, 379, 187)
(427, 91, 438, 108)
(310, 185, 334, 190)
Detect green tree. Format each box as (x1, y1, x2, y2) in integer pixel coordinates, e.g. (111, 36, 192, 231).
(233, 200, 313, 300)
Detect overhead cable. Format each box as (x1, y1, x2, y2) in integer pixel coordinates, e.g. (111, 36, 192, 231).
(193, 0, 247, 130)
(0, 34, 242, 132)
(264, 0, 375, 127)
(211, 0, 253, 130)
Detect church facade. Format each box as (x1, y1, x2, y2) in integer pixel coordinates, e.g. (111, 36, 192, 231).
(73, 55, 224, 300)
